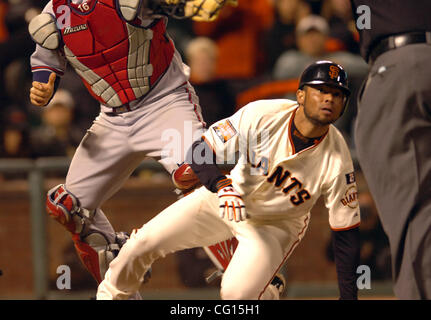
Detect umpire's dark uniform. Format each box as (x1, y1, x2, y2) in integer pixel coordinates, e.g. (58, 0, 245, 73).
(351, 0, 431, 299)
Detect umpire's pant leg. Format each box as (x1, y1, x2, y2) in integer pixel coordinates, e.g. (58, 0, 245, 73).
(355, 44, 431, 299)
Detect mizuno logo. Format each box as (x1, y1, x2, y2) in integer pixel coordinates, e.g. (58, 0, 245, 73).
(63, 24, 88, 35)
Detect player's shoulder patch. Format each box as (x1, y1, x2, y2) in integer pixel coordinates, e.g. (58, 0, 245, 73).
(340, 185, 358, 209)
(345, 172, 356, 185)
(212, 119, 237, 143)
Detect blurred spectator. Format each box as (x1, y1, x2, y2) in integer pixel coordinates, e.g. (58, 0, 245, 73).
(263, 0, 311, 70)
(30, 89, 83, 158)
(193, 0, 274, 94)
(187, 37, 218, 84)
(185, 37, 236, 126)
(320, 0, 359, 53)
(0, 106, 32, 158)
(274, 15, 367, 80)
(275, 15, 336, 79)
(272, 15, 368, 143)
(0, 106, 32, 180)
(0, 0, 42, 106)
(4, 59, 33, 108)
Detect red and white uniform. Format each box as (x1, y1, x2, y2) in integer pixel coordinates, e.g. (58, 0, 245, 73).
(54, 0, 174, 108)
(31, 0, 205, 283)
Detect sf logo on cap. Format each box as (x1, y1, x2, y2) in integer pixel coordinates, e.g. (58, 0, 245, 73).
(328, 65, 340, 79)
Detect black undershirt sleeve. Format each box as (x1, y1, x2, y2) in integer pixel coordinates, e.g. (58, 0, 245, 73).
(332, 227, 360, 300)
(186, 138, 228, 193)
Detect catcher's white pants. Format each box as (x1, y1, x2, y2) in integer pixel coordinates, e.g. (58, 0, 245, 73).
(97, 187, 310, 300)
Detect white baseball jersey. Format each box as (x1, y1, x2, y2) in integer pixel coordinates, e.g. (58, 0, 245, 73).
(97, 99, 360, 300)
(203, 99, 360, 230)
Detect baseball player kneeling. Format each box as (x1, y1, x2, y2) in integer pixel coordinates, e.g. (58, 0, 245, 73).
(97, 61, 361, 300)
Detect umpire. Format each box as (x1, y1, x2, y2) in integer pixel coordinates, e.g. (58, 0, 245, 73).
(351, 1, 431, 299)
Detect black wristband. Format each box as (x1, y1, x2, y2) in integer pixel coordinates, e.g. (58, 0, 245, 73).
(187, 139, 226, 193)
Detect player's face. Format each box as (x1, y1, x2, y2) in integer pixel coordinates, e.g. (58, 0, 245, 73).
(300, 84, 346, 126)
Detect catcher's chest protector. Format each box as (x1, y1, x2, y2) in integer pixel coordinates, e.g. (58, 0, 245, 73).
(53, 0, 174, 107)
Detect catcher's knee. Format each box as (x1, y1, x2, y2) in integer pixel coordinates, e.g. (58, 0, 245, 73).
(46, 184, 94, 234)
(46, 184, 133, 283)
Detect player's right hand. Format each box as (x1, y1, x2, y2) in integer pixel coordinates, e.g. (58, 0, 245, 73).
(29, 72, 56, 106)
(217, 180, 247, 222)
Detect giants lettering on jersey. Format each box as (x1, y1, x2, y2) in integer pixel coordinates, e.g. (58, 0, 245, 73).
(340, 186, 358, 208)
(267, 166, 311, 206)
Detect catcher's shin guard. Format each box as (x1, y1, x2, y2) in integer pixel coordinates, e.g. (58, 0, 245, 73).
(72, 231, 128, 284)
(46, 184, 135, 284)
(72, 233, 104, 283)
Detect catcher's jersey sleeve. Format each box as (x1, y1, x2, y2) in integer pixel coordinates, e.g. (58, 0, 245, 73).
(323, 166, 361, 231)
(30, 1, 67, 83)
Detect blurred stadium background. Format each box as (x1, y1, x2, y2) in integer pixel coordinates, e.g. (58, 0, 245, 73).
(0, 0, 395, 299)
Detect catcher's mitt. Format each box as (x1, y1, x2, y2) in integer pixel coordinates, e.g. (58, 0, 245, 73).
(152, 0, 238, 21)
(185, 0, 238, 21)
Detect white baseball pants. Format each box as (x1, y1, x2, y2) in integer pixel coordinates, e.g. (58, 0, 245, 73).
(97, 186, 310, 299)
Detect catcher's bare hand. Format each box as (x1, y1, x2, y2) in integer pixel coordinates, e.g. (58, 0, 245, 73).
(29, 72, 56, 106)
